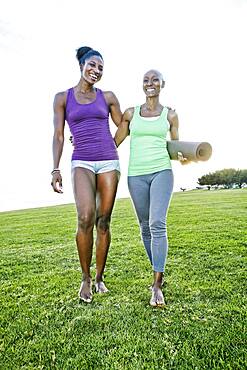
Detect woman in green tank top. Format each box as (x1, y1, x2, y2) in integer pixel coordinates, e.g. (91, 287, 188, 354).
(114, 69, 189, 307)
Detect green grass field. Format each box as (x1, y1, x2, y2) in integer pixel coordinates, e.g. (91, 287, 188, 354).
(0, 189, 246, 369)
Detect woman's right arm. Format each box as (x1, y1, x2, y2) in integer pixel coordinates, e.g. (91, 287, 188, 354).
(114, 108, 134, 147)
(51, 92, 66, 193)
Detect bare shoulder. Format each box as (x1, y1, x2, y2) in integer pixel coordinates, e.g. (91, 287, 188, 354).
(167, 108, 179, 130)
(167, 108, 178, 120)
(103, 90, 119, 105)
(54, 91, 67, 107)
(124, 107, 135, 120)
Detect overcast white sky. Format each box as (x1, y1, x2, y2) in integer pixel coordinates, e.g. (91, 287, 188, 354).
(0, 0, 247, 212)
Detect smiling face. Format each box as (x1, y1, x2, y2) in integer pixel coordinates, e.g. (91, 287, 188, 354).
(143, 70, 165, 97)
(81, 55, 104, 85)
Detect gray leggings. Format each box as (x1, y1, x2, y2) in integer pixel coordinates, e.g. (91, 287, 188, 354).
(128, 169, 173, 272)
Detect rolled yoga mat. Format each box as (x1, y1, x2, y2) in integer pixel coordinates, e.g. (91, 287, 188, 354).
(167, 141, 212, 161)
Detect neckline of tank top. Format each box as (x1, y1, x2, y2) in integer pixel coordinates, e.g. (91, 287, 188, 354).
(140, 116, 160, 121)
(72, 87, 99, 106)
(138, 106, 165, 121)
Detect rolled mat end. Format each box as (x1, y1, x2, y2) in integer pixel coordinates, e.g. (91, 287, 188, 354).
(167, 141, 212, 161)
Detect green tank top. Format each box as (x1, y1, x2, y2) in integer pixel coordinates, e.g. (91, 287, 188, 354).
(128, 106, 171, 176)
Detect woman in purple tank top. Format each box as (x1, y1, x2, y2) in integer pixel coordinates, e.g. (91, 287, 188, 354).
(51, 46, 122, 303)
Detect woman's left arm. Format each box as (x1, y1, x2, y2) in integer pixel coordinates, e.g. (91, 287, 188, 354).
(167, 109, 179, 140)
(167, 109, 191, 165)
(104, 91, 122, 127)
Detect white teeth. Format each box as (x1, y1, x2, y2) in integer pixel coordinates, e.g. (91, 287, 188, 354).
(147, 88, 155, 92)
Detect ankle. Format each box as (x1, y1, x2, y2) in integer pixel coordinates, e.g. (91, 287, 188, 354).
(95, 276, 103, 283)
(153, 271, 164, 288)
(82, 274, 92, 282)
(153, 282, 162, 289)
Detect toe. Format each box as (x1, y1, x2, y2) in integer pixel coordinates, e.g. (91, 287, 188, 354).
(156, 299, 165, 306)
(150, 291, 157, 306)
(95, 281, 109, 293)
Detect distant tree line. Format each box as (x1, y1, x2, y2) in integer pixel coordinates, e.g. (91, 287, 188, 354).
(198, 168, 247, 189)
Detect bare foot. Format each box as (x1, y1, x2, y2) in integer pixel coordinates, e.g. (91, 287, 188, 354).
(150, 287, 165, 307)
(95, 281, 109, 293)
(78, 278, 93, 303)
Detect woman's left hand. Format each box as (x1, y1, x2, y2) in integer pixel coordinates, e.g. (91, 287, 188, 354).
(177, 151, 191, 165)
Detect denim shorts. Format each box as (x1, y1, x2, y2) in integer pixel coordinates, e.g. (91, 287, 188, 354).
(71, 160, 120, 174)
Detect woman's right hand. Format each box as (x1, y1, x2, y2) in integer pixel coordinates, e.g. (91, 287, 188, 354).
(51, 172, 63, 193)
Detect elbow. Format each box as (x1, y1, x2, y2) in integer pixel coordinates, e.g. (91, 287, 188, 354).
(53, 132, 64, 145)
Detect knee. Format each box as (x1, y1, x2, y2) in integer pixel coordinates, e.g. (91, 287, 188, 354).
(150, 219, 167, 236)
(77, 212, 95, 232)
(140, 220, 150, 237)
(96, 215, 111, 233)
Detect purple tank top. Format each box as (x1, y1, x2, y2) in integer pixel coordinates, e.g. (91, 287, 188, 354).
(65, 88, 118, 161)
